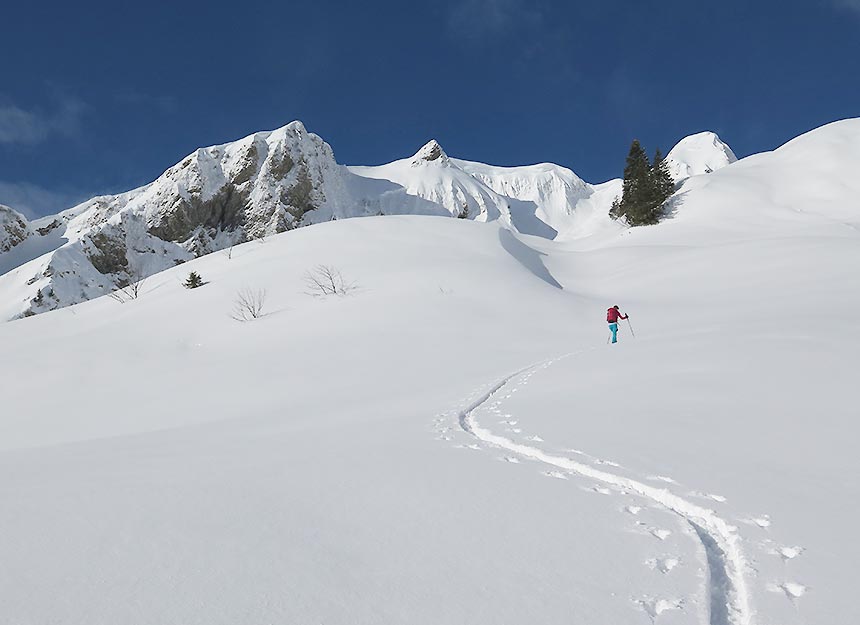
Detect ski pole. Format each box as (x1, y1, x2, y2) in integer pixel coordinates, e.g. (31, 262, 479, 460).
(626, 318, 636, 338)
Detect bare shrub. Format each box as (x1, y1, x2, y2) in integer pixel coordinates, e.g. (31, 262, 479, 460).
(231, 287, 267, 321)
(304, 265, 357, 297)
(109, 270, 146, 303)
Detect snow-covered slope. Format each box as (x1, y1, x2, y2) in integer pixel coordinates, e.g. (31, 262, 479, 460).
(1, 118, 859, 625)
(665, 131, 737, 181)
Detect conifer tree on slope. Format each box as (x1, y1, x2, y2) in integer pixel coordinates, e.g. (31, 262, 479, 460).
(610, 139, 653, 224)
(611, 140, 676, 226)
(652, 148, 675, 210)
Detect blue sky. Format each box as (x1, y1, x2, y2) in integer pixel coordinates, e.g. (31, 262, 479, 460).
(1, 0, 858, 217)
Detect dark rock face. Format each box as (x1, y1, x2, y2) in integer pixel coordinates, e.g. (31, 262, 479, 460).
(147, 184, 250, 244)
(87, 231, 129, 275)
(282, 164, 317, 224)
(421, 142, 444, 162)
(268, 147, 295, 181)
(36, 220, 62, 236)
(1, 207, 31, 253)
(231, 142, 260, 186)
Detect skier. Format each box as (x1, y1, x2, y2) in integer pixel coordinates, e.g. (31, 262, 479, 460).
(606, 305, 628, 344)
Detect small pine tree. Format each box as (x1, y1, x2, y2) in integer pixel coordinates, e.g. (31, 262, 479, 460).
(184, 271, 205, 289)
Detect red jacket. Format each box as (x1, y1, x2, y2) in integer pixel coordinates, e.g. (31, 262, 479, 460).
(607, 308, 627, 323)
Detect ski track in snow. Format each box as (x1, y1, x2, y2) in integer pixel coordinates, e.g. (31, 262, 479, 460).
(453, 354, 756, 625)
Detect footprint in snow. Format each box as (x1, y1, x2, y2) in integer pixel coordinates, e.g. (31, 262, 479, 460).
(645, 557, 680, 574)
(456, 444, 482, 451)
(590, 486, 612, 495)
(648, 527, 672, 541)
(635, 597, 683, 621)
(768, 581, 808, 601)
(525, 435, 544, 442)
(625, 505, 643, 515)
(744, 515, 772, 529)
(501, 456, 520, 464)
(773, 545, 804, 561)
(595, 458, 621, 468)
(543, 470, 568, 480)
(506, 427, 522, 434)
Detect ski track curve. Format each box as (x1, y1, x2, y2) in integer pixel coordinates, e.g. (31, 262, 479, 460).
(456, 354, 754, 625)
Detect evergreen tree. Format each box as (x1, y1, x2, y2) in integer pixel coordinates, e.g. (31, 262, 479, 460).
(610, 140, 676, 226)
(611, 139, 653, 224)
(183, 271, 205, 289)
(652, 148, 675, 209)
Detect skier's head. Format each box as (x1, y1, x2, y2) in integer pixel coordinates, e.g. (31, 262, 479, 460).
(613, 305, 619, 310)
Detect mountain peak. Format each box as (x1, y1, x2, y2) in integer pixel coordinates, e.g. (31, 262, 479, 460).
(412, 140, 448, 165)
(665, 131, 737, 180)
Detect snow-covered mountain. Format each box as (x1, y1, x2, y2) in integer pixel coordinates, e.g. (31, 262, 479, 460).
(350, 140, 557, 238)
(665, 131, 737, 181)
(2, 118, 858, 625)
(0, 124, 737, 320)
(0, 122, 446, 319)
(0, 204, 31, 253)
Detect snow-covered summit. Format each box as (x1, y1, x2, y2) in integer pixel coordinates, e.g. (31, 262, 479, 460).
(411, 139, 449, 165)
(665, 131, 737, 181)
(351, 145, 557, 238)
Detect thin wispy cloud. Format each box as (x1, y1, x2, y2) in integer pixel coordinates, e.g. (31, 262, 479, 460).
(833, 0, 860, 11)
(0, 181, 88, 218)
(0, 95, 87, 146)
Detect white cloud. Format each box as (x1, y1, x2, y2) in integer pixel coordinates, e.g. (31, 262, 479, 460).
(0, 181, 87, 219)
(0, 96, 87, 146)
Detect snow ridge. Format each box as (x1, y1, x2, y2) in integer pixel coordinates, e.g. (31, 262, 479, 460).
(456, 354, 754, 625)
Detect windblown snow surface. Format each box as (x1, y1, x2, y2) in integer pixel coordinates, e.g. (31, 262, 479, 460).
(1, 119, 859, 625)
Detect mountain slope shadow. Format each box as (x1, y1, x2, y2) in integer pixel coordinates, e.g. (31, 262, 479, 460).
(497, 228, 562, 288)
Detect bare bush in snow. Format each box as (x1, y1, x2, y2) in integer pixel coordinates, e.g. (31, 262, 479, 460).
(231, 287, 267, 321)
(109, 270, 146, 303)
(304, 265, 357, 297)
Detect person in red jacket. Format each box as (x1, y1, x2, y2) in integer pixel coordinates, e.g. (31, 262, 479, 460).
(607, 305, 628, 344)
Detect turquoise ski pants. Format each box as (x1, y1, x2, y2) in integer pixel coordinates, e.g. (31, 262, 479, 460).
(608, 322, 619, 343)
